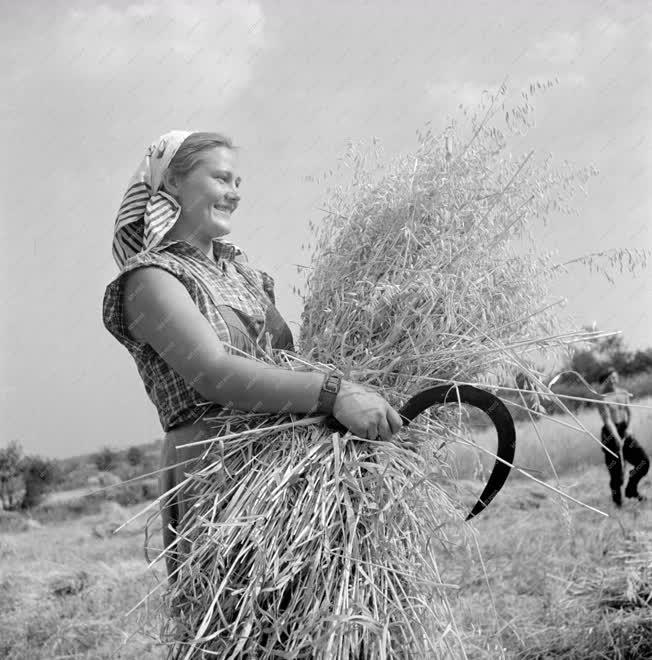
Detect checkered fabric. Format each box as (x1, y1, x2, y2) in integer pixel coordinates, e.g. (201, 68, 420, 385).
(102, 238, 285, 431)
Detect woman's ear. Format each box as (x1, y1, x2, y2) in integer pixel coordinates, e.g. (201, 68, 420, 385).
(161, 169, 179, 196)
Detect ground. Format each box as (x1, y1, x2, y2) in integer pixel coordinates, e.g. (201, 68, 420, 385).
(0, 502, 167, 659)
(444, 467, 652, 659)
(2, 421, 651, 659)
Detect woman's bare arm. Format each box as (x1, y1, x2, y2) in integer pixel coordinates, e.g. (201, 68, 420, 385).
(121, 267, 403, 440)
(122, 267, 324, 413)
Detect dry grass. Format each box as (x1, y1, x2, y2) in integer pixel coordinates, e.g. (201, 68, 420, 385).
(0, 502, 166, 660)
(443, 465, 652, 660)
(3, 447, 651, 659)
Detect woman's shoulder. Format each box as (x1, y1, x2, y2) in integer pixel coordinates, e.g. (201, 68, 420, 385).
(126, 245, 186, 271)
(105, 247, 188, 290)
(102, 248, 201, 343)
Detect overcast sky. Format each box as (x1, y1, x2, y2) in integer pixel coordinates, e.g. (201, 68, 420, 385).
(1, 0, 650, 458)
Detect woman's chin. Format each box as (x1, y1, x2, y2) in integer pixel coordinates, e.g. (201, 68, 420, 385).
(211, 219, 231, 237)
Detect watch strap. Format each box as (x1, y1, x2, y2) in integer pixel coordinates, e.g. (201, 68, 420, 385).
(317, 373, 341, 415)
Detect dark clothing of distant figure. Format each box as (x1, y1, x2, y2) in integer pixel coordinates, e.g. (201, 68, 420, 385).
(598, 388, 649, 506)
(601, 423, 649, 506)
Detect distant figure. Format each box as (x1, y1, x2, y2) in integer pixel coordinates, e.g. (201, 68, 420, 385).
(597, 369, 649, 506)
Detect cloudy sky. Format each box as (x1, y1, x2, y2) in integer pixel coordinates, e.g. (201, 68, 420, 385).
(1, 0, 650, 458)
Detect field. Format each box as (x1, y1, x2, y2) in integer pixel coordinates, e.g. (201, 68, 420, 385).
(2, 402, 651, 659)
(0, 502, 166, 659)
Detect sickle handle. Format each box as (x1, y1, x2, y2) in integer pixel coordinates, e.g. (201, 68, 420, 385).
(325, 383, 516, 520)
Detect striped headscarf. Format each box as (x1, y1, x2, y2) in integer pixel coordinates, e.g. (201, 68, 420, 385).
(111, 130, 196, 270)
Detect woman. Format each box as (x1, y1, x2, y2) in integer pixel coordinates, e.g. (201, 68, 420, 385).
(102, 130, 403, 586)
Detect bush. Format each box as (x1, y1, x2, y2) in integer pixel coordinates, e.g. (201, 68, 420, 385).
(93, 447, 117, 472)
(566, 331, 652, 384)
(0, 441, 23, 510)
(21, 456, 59, 509)
(624, 370, 652, 399)
(126, 446, 144, 466)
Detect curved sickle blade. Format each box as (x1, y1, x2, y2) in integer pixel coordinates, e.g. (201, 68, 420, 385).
(398, 384, 516, 520)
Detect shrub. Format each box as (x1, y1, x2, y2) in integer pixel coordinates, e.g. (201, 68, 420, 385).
(93, 447, 117, 472)
(0, 441, 23, 510)
(21, 456, 59, 509)
(126, 446, 144, 467)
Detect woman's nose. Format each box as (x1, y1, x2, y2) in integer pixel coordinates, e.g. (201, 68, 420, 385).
(225, 189, 240, 204)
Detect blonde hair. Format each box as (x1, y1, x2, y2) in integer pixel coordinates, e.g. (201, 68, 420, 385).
(162, 131, 237, 190)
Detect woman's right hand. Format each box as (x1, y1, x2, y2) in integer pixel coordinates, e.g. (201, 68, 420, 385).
(332, 380, 403, 442)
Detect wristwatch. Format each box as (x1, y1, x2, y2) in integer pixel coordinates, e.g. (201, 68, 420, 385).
(317, 373, 342, 415)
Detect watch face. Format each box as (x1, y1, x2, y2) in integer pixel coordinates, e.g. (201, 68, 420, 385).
(324, 375, 340, 393)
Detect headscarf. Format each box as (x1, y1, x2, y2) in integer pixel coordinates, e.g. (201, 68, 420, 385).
(111, 130, 196, 270)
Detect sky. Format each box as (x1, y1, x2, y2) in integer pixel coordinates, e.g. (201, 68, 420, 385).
(1, 0, 650, 458)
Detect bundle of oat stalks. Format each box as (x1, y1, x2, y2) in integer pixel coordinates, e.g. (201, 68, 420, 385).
(145, 81, 609, 659)
(156, 362, 465, 659)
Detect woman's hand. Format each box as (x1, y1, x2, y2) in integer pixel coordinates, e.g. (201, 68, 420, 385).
(332, 380, 403, 442)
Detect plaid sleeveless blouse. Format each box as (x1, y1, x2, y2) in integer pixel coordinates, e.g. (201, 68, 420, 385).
(102, 239, 295, 431)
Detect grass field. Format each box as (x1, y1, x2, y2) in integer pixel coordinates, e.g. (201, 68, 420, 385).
(0, 501, 167, 659)
(2, 401, 651, 659)
(445, 468, 652, 659)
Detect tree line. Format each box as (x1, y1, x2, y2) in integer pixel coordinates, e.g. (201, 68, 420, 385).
(565, 331, 652, 384)
(0, 442, 148, 510)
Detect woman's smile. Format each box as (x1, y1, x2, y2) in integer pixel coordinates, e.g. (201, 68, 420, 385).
(212, 205, 233, 225)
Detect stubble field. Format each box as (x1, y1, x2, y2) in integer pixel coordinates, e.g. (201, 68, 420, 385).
(2, 401, 651, 659)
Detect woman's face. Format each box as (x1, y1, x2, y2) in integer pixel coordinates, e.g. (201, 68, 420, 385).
(166, 146, 241, 240)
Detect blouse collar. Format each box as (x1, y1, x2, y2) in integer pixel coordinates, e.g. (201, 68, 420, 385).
(153, 238, 238, 263)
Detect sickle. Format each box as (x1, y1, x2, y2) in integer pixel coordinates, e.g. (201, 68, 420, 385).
(326, 383, 516, 520)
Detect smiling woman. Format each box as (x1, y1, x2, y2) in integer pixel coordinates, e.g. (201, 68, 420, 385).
(101, 130, 403, 657)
